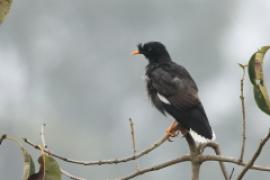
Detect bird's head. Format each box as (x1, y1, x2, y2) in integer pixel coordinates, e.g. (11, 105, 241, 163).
(132, 41, 171, 63)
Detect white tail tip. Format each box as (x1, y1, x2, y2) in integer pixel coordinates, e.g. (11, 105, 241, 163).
(189, 129, 216, 143)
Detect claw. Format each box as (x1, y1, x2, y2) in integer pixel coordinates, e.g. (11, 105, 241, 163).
(165, 121, 180, 142)
(168, 136, 174, 142)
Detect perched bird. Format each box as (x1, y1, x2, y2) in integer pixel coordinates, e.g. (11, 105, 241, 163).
(132, 41, 215, 143)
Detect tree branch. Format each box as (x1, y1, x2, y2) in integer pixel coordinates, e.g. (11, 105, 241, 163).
(119, 155, 191, 180)
(0, 134, 7, 145)
(239, 63, 247, 162)
(61, 169, 86, 180)
(129, 118, 137, 156)
(1, 126, 268, 180)
(129, 118, 139, 170)
(23, 134, 169, 166)
(237, 129, 270, 179)
(40, 123, 47, 149)
(229, 168, 234, 180)
(185, 133, 200, 180)
(199, 142, 229, 180)
(119, 149, 270, 180)
(200, 154, 270, 171)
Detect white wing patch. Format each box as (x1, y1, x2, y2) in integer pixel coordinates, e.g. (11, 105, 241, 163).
(144, 74, 150, 81)
(157, 93, 171, 104)
(189, 129, 216, 143)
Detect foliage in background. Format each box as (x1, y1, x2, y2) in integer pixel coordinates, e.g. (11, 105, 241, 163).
(0, 135, 61, 180)
(0, 0, 12, 25)
(248, 46, 270, 115)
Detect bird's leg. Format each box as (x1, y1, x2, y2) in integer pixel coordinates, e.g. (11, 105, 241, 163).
(166, 121, 188, 141)
(166, 121, 180, 139)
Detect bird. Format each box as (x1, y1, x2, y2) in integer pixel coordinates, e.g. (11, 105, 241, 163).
(132, 41, 215, 143)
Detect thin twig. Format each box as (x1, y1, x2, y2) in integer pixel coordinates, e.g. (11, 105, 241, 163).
(211, 144, 229, 180)
(199, 142, 229, 180)
(129, 118, 139, 171)
(199, 155, 270, 171)
(119, 155, 191, 180)
(0, 134, 7, 145)
(129, 119, 136, 155)
(61, 169, 86, 180)
(23, 134, 169, 166)
(237, 129, 270, 180)
(5, 133, 268, 180)
(239, 63, 247, 162)
(41, 123, 47, 149)
(198, 142, 229, 180)
(119, 150, 270, 180)
(229, 168, 234, 180)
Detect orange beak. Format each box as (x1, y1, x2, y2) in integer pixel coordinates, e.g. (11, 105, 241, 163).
(132, 50, 140, 55)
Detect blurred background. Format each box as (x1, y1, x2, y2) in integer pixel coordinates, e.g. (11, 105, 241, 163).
(1, 0, 270, 179)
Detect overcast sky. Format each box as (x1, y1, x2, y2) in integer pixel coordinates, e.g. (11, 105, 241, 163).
(0, 0, 270, 179)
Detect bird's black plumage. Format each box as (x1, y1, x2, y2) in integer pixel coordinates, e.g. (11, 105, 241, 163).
(133, 41, 215, 142)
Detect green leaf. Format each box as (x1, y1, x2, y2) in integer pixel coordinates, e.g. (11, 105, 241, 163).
(21, 147, 36, 180)
(0, 0, 12, 24)
(0, 135, 36, 180)
(44, 154, 61, 180)
(248, 46, 270, 115)
(253, 85, 270, 115)
(28, 154, 61, 180)
(248, 54, 256, 85)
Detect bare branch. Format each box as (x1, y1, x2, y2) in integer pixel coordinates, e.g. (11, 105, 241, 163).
(237, 129, 270, 180)
(204, 142, 229, 180)
(61, 169, 86, 180)
(119, 147, 270, 180)
(119, 155, 191, 180)
(184, 134, 200, 180)
(229, 168, 234, 180)
(199, 142, 229, 180)
(200, 154, 270, 171)
(23, 134, 169, 166)
(40, 123, 47, 149)
(129, 118, 139, 170)
(0, 134, 7, 145)
(129, 118, 137, 156)
(2, 129, 268, 180)
(239, 63, 247, 162)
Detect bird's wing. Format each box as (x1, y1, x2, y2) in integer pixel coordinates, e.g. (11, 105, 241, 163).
(150, 64, 200, 111)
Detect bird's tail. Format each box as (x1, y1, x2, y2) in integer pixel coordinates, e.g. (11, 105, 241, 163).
(183, 103, 215, 143)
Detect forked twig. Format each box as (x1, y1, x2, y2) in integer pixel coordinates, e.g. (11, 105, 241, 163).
(39, 125, 87, 180)
(237, 129, 270, 180)
(199, 155, 270, 171)
(199, 142, 229, 180)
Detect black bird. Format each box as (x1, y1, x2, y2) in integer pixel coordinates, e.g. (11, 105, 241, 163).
(132, 41, 215, 143)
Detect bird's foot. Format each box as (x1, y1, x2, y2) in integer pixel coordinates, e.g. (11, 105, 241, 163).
(165, 121, 180, 142)
(166, 129, 180, 142)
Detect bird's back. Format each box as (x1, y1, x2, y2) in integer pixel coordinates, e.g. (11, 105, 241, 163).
(146, 61, 215, 142)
